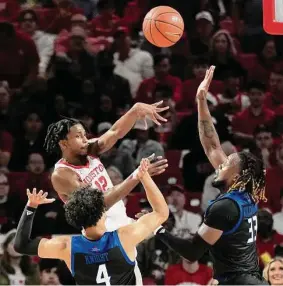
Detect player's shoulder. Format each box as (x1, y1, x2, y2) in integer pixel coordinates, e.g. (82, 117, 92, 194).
(51, 167, 78, 184)
(207, 198, 240, 216)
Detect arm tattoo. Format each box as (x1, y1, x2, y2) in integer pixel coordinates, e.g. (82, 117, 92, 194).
(199, 120, 216, 139)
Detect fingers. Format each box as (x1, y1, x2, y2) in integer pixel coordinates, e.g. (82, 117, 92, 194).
(156, 106, 169, 113)
(154, 112, 168, 122)
(149, 113, 161, 126)
(151, 159, 168, 167)
(151, 100, 163, 107)
(143, 118, 148, 130)
(27, 188, 31, 197)
(32, 188, 37, 195)
(43, 198, 56, 204)
(151, 168, 166, 177)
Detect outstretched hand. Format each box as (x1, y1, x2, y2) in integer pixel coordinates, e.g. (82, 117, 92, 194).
(147, 155, 168, 177)
(196, 66, 215, 100)
(134, 101, 169, 128)
(136, 158, 150, 180)
(27, 188, 55, 208)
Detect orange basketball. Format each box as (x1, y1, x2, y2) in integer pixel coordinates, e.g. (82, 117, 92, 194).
(143, 6, 184, 48)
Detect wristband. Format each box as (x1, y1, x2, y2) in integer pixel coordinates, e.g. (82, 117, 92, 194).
(153, 226, 165, 235)
(26, 206, 36, 215)
(132, 168, 139, 180)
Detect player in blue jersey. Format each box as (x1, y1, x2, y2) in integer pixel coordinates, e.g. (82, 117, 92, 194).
(153, 66, 268, 285)
(14, 158, 169, 285)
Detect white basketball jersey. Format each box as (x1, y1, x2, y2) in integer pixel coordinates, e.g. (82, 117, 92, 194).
(54, 155, 131, 231)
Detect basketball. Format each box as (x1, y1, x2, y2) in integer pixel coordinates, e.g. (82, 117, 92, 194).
(142, 6, 184, 48)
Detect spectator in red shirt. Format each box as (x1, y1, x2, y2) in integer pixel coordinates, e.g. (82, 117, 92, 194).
(216, 69, 249, 121)
(265, 68, 283, 111)
(249, 38, 279, 85)
(153, 85, 177, 145)
(251, 125, 277, 168)
(256, 209, 283, 269)
(181, 56, 223, 111)
(232, 81, 275, 146)
(136, 54, 182, 105)
(44, 0, 83, 34)
(263, 143, 283, 213)
(0, 19, 39, 90)
(0, 0, 20, 22)
(165, 258, 213, 285)
(90, 0, 120, 37)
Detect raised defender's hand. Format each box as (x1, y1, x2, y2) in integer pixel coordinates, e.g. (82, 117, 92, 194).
(147, 154, 168, 177)
(197, 66, 215, 100)
(136, 158, 150, 180)
(134, 101, 169, 128)
(27, 188, 55, 208)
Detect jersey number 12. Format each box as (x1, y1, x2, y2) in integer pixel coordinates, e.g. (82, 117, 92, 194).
(247, 215, 258, 243)
(96, 264, 111, 285)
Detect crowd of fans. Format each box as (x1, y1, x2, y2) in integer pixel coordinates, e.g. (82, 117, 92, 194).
(0, 0, 283, 285)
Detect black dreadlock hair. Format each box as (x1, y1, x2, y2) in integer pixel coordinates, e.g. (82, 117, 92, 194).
(228, 151, 267, 203)
(44, 118, 84, 154)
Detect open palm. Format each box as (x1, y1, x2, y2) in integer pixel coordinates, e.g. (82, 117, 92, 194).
(27, 188, 55, 208)
(197, 65, 215, 100)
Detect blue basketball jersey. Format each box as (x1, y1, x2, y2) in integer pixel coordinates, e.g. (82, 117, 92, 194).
(71, 231, 135, 285)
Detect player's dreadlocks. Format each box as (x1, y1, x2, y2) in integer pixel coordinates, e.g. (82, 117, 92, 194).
(44, 118, 82, 154)
(229, 151, 267, 203)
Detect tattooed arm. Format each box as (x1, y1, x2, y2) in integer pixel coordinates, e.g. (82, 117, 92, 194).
(196, 66, 227, 169)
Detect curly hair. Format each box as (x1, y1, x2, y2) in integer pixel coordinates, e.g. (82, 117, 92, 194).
(43, 118, 84, 154)
(64, 187, 105, 229)
(229, 151, 267, 203)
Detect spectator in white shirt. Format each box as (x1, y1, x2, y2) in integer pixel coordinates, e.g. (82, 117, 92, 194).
(19, 10, 55, 77)
(113, 27, 154, 97)
(273, 189, 283, 235)
(168, 185, 202, 238)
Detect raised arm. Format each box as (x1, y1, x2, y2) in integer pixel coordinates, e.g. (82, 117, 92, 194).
(103, 155, 168, 209)
(118, 159, 169, 258)
(88, 102, 169, 155)
(14, 189, 68, 261)
(197, 66, 227, 169)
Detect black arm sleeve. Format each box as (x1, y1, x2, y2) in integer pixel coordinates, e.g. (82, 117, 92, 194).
(155, 229, 210, 262)
(204, 198, 240, 232)
(14, 205, 41, 256)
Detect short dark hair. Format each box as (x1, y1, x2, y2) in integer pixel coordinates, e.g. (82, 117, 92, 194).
(64, 187, 105, 229)
(18, 9, 38, 23)
(254, 124, 272, 136)
(192, 56, 210, 66)
(39, 259, 60, 272)
(153, 84, 173, 98)
(97, 0, 114, 11)
(247, 80, 266, 92)
(44, 118, 84, 154)
(229, 151, 266, 203)
(154, 54, 170, 67)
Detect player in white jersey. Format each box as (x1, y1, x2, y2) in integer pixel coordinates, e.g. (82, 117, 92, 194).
(44, 102, 168, 225)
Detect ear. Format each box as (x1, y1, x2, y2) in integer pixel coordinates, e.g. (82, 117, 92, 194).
(59, 139, 68, 151)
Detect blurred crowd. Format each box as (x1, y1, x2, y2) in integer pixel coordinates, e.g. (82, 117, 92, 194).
(0, 0, 283, 285)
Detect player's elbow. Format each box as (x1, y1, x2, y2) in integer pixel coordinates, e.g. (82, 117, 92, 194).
(14, 237, 25, 254)
(157, 207, 170, 224)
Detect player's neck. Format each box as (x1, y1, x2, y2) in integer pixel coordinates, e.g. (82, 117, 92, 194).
(62, 154, 87, 166)
(84, 225, 107, 240)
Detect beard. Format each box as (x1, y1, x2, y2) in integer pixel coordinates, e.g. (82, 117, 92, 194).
(211, 178, 227, 192)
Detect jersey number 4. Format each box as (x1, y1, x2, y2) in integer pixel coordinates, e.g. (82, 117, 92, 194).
(247, 215, 258, 243)
(96, 264, 111, 285)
